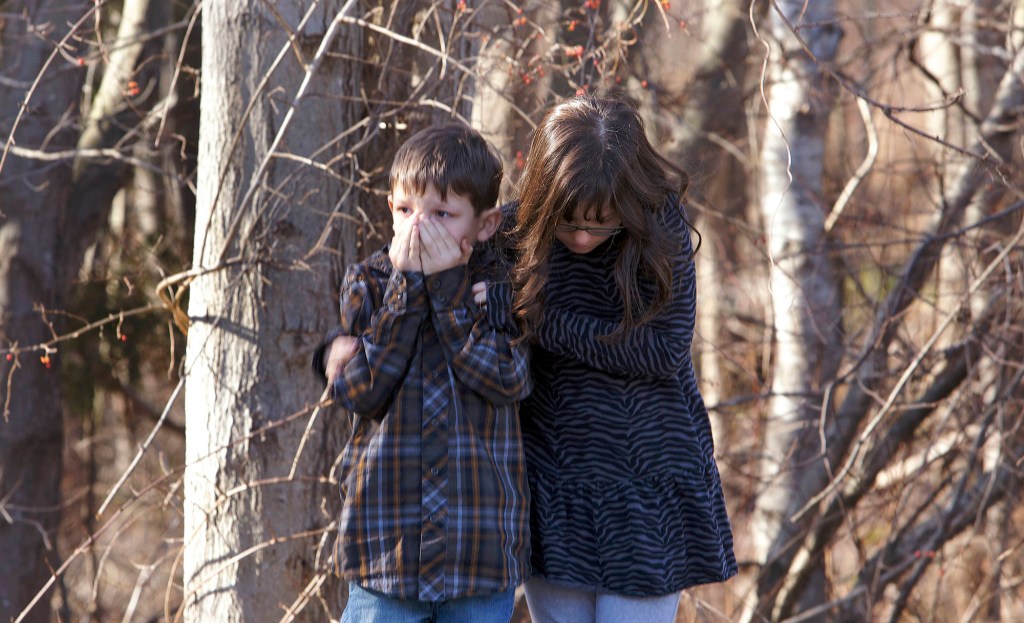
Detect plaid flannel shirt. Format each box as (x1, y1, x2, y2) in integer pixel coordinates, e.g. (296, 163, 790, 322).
(313, 245, 531, 601)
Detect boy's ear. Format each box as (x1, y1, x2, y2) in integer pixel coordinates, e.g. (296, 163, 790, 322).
(387, 194, 394, 212)
(475, 206, 502, 242)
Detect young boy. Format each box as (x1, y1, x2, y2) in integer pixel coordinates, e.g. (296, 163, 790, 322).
(311, 122, 531, 622)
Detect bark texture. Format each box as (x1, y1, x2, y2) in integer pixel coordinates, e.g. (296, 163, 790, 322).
(182, 2, 359, 620)
(744, 2, 842, 621)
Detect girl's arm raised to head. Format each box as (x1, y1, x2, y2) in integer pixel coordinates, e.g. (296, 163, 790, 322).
(538, 207, 698, 380)
(537, 254, 696, 380)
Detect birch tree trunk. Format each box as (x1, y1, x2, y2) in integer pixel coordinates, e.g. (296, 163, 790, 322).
(63, 0, 173, 288)
(923, 1, 967, 353)
(0, 2, 88, 621)
(771, 40, 1024, 623)
(964, 3, 1021, 620)
(744, 2, 842, 621)
(664, 0, 755, 430)
(182, 2, 360, 620)
(682, 0, 752, 411)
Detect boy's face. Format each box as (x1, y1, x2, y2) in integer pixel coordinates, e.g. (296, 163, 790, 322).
(388, 182, 499, 247)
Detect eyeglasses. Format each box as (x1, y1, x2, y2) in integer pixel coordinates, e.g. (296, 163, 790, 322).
(555, 223, 624, 237)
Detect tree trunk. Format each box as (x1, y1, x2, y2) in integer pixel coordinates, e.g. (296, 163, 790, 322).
(0, 2, 89, 621)
(474, 0, 557, 186)
(744, 2, 842, 621)
(924, 1, 968, 353)
(963, 3, 1021, 620)
(182, 2, 360, 620)
(667, 0, 754, 429)
(62, 0, 173, 289)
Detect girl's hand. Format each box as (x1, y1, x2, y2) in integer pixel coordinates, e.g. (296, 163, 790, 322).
(389, 214, 422, 272)
(418, 217, 472, 275)
(472, 281, 488, 307)
(326, 335, 359, 384)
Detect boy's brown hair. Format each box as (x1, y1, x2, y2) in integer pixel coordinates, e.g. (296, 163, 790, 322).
(389, 122, 503, 215)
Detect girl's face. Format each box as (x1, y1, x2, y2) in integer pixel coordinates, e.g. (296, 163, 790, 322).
(553, 206, 623, 255)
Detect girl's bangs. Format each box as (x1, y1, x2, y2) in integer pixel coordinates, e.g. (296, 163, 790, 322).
(552, 171, 614, 224)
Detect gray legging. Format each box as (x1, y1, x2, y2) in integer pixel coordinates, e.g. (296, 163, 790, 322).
(524, 576, 681, 623)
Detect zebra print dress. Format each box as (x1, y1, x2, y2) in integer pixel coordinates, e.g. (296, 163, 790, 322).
(520, 202, 737, 596)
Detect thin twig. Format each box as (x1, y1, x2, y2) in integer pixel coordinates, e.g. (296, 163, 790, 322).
(0, 5, 100, 174)
(792, 214, 1024, 521)
(0, 305, 160, 357)
(96, 377, 185, 517)
(155, 2, 202, 147)
(825, 96, 878, 233)
(9, 143, 159, 171)
(213, 0, 359, 266)
(766, 0, 990, 163)
(277, 572, 329, 623)
(288, 386, 332, 480)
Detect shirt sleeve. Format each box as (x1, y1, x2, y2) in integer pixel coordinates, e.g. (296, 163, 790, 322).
(537, 218, 697, 380)
(331, 264, 427, 419)
(426, 265, 531, 405)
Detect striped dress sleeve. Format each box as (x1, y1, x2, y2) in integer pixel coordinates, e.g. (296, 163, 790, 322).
(537, 206, 697, 380)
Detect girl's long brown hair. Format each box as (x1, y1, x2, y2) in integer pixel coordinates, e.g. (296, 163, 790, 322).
(511, 96, 697, 341)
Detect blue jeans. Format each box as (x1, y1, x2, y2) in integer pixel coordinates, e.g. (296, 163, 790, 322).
(341, 582, 516, 623)
(524, 576, 680, 623)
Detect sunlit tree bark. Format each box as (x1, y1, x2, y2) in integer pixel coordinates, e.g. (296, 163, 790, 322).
(961, 3, 1022, 620)
(743, 2, 842, 621)
(474, 0, 556, 185)
(181, 2, 359, 620)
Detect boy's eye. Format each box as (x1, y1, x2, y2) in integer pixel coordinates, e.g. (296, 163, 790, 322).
(436, 211, 450, 218)
(396, 206, 411, 214)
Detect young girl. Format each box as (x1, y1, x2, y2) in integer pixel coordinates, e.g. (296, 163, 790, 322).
(509, 97, 737, 622)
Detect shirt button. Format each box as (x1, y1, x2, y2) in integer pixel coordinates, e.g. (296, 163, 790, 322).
(431, 467, 442, 476)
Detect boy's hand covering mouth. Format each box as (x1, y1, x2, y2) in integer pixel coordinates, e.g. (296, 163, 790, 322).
(389, 213, 422, 272)
(418, 217, 472, 275)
